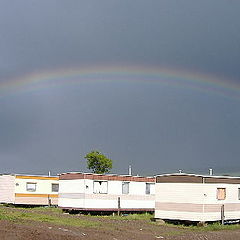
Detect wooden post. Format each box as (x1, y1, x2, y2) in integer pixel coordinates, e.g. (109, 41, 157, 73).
(48, 195, 51, 207)
(221, 204, 225, 225)
(117, 197, 121, 216)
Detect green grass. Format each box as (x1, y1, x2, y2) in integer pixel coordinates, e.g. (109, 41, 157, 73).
(164, 221, 240, 232)
(0, 205, 62, 213)
(0, 208, 100, 228)
(0, 211, 19, 221)
(1, 206, 240, 233)
(194, 222, 240, 231)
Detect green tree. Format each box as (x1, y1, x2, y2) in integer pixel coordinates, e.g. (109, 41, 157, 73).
(84, 150, 112, 174)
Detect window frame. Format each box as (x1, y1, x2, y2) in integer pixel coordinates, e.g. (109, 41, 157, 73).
(26, 182, 37, 192)
(145, 183, 154, 195)
(122, 182, 130, 195)
(51, 183, 59, 193)
(217, 188, 226, 200)
(93, 180, 108, 194)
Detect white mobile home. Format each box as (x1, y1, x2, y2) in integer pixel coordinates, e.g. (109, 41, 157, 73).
(58, 172, 155, 212)
(0, 174, 59, 205)
(155, 173, 240, 222)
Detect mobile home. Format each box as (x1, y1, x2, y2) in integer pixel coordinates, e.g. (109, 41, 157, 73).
(155, 173, 240, 222)
(0, 174, 59, 205)
(58, 172, 155, 212)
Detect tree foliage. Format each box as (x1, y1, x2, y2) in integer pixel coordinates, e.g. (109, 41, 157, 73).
(84, 150, 112, 174)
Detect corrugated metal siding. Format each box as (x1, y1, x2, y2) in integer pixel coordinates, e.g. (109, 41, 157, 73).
(155, 210, 205, 222)
(155, 182, 240, 221)
(15, 196, 49, 205)
(0, 175, 15, 203)
(155, 183, 204, 204)
(59, 178, 155, 210)
(50, 197, 58, 205)
(15, 195, 58, 205)
(59, 193, 154, 201)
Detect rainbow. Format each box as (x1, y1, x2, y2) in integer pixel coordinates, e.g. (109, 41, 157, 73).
(0, 65, 239, 100)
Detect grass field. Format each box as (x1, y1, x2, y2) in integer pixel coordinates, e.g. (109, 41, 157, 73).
(1, 205, 240, 231)
(0, 206, 100, 228)
(1, 205, 240, 240)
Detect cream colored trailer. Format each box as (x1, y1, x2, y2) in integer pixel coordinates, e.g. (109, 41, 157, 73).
(155, 173, 240, 222)
(58, 172, 155, 212)
(0, 174, 59, 205)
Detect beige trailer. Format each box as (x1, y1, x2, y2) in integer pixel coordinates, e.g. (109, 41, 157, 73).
(0, 174, 59, 205)
(58, 172, 155, 212)
(155, 173, 240, 222)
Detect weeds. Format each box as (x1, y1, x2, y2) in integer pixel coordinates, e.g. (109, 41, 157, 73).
(1, 206, 240, 233)
(0, 207, 100, 228)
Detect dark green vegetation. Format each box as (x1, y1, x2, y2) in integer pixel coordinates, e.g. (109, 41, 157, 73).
(85, 150, 113, 174)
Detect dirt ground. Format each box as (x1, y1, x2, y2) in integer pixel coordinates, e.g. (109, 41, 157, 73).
(1, 208, 240, 240)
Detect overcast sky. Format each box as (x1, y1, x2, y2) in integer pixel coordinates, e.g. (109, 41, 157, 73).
(0, 0, 240, 176)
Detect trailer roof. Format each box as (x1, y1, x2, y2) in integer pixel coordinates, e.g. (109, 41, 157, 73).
(59, 172, 155, 182)
(156, 173, 240, 179)
(60, 171, 154, 178)
(0, 173, 58, 179)
(156, 173, 240, 184)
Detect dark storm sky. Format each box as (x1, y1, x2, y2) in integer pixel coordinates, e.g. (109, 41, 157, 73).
(0, 0, 240, 176)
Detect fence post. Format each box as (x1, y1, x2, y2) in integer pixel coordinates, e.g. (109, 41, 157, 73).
(221, 204, 225, 225)
(48, 194, 51, 207)
(117, 197, 121, 216)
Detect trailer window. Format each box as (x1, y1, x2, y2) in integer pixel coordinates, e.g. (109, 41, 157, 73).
(52, 183, 59, 192)
(217, 188, 226, 200)
(146, 183, 154, 194)
(26, 182, 36, 192)
(238, 188, 240, 200)
(93, 181, 108, 194)
(122, 182, 129, 194)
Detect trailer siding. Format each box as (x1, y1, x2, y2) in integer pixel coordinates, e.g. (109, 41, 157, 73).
(14, 176, 59, 205)
(0, 174, 59, 206)
(155, 174, 240, 222)
(0, 175, 15, 203)
(59, 173, 155, 211)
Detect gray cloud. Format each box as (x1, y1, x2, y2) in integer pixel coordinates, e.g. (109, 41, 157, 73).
(0, 0, 240, 175)
(0, 1, 240, 79)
